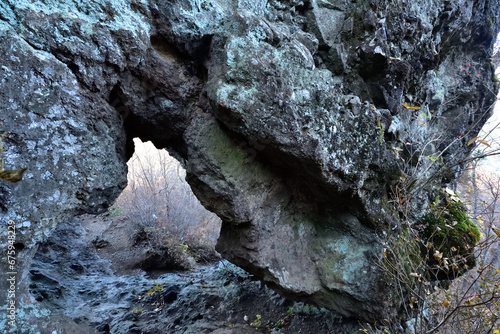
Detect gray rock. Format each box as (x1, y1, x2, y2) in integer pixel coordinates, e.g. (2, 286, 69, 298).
(0, 0, 499, 331)
(27, 218, 358, 333)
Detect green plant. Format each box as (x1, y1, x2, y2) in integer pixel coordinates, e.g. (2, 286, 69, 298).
(377, 121, 385, 146)
(108, 207, 124, 216)
(147, 283, 165, 297)
(250, 314, 262, 330)
(374, 167, 500, 333)
(265, 309, 295, 330)
(131, 306, 143, 315)
(420, 198, 480, 280)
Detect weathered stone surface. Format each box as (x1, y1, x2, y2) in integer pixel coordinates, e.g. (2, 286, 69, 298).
(26, 215, 360, 334)
(0, 0, 499, 331)
(0, 16, 128, 332)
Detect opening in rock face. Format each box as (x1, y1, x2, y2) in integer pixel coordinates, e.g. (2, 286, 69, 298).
(29, 137, 223, 279)
(109, 138, 222, 276)
(150, 36, 183, 65)
(2, 0, 500, 332)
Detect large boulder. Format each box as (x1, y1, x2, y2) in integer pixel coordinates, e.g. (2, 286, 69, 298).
(0, 0, 499, 330)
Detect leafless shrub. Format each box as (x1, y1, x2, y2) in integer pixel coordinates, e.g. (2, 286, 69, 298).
(113, 139, 221, 268)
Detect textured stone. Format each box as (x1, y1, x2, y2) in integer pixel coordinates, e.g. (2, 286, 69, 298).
(0, 0, 499, 330)
(27, 217, 358, 333)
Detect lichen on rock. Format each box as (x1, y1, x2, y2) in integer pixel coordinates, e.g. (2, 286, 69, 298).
(1, 0, 500, 330)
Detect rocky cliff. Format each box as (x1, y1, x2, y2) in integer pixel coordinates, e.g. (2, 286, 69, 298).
(0, 0, 499, 332)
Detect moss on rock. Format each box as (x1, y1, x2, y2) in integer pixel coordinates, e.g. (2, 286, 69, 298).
(420, 199, 479, 280)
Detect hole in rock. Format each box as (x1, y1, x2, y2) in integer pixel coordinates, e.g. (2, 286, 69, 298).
(150, 34, 210, 81)
(106, 138, 222, 277)
(150, 35, 183, 65)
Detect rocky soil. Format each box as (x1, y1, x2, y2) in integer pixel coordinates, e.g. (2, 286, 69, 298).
(28, 213, 360, 334)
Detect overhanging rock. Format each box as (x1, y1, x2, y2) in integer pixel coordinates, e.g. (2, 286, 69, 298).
(0, 0, 499, 329)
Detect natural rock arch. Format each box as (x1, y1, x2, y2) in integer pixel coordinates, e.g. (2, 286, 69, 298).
(1, 0, 499, 330)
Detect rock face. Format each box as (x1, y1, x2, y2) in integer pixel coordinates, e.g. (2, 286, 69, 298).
(0, 0, 499, 330)
(27, 215, 360, 334)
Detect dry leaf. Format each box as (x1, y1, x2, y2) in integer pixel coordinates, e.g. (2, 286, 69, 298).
(445, 188, 456, 196)
(467, 137, 478, 146)
(0, 168, 27, 183)
(493, 228, 500, 238)
(477, 139, 491, 147)
(402, 102, 421, 110)
(434, 250, 443, 261)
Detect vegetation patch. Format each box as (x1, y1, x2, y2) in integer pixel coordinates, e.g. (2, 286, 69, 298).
(419, 194, 480, 280)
